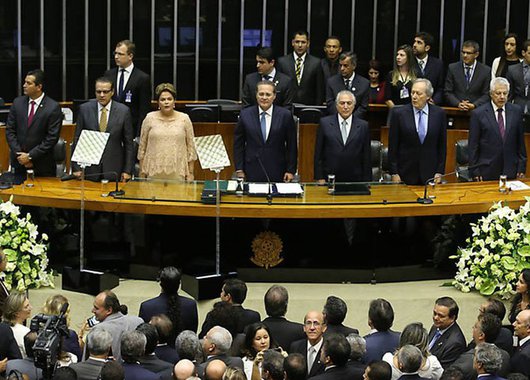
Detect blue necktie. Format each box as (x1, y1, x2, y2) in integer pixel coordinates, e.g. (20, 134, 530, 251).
(118, 68, 125, 97)
(465, 66, 471, 88)
(418, 110, 426, 143)
(260, 111, 267, 142)
(428, 330, 442, 350)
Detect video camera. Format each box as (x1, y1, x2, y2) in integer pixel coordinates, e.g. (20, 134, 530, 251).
(29, 303, 70, 379)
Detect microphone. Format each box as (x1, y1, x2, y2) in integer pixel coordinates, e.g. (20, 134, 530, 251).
(61, 171, 125, 197)
(256, 152, 273, 205)
(417, 162, 489, 204)
(58, 302, 69, 317)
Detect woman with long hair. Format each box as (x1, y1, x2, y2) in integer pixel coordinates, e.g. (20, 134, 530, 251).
(509, 269, 530, 323)
(385, 44, 418, 108)
(491, 33, 521, 78)
(368, 59, 387, 104)
(3, 292, 32, 357)
(241, 323, 278, 380)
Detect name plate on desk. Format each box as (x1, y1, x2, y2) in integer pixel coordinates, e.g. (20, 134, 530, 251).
(332, 183, 371, 195)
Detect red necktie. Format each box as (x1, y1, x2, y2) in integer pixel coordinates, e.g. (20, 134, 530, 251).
(28, 101, 36, 127)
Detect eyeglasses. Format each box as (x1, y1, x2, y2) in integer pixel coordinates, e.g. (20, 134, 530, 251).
(304, 321, 322, 327)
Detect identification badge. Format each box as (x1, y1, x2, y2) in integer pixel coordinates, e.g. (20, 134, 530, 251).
(125, 90, 132, 103)
(400, 86, 409, 99)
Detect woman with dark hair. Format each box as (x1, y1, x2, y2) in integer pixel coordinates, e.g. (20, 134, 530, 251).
(385, 44, 418, 108)
(368, 59, 386, 104)
(139, 266, 198, 342)
(509, 269, 530, 323)
(491, 33, 521, 79)
(241, 322, 278, 380)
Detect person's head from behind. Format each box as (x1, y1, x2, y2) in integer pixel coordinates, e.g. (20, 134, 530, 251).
(136, 322, 159, 355)
(363, 361, 392, 380)
(174, 359, 197, 380)
(264, 285, 289, 317)
(23, 331, 38, 359)
(203, 326, 232, 356)
(262, 349, 285, 380)
(222, 367, 246, 380)
(320, 333, 351, 367)
(242, 322, 273, 358)
(158, 266, 182, 294)
(472, 313, 501, 344)
(176, 330, 202, 361)
(86, 328, 113, 358)
(479, 298, 506, 321)
(399, 322, 429, 357)
(205, 359, 226, 380)
(42, 294, 71, 327)
(120, 330, 146, 363)
(99, 360, 125, 380)
(51, 367, 77, 380)
(150, 314, 173, 345)
(439, 367, 464, 380)
(346, 333, 366, 361)
(473, 343, 503, 375)
(368, 298, 394, 332)
(396, 345, 423, 374)
(284, 353, 306, 380)
(432, 296, 459, 330)
(323, 295, 348, 326)
(204, 301, 239, 338)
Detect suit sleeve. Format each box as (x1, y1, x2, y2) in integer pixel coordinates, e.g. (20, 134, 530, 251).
(326, 80, 337, 114)
(313, 122, 325, 180)
(444, 67, 461, 107)
(122, 108, 134, 174)
(387, 111, 400, 175)
(5, 104, 22, 153)
(436, 110, 447, 175)
(241, 77, 252, 106)
(136, 74, 152, 137)
(354, 84, 369, 119)
(285, 113, 298, 175)
(27, 102, 62, 160)
(515, 107, 527, 174)
(468, 110, 481, 178)
(472, 67, 492, 108)
(362, 123, 372, 181)
(233, 117, 246, 171)
(315, 63, 325, 105)
(283, 78, 296, 110)
(506, 68, 516, 102)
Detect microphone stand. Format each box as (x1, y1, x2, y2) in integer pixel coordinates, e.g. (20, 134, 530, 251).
(62, 171, 125, 197)
(256, 154, 273, 205)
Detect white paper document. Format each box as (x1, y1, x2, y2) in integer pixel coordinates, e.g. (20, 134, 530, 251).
(248, 183, 271, 194)
(275, 182, 304, 195)
(507, 181, 530, 191)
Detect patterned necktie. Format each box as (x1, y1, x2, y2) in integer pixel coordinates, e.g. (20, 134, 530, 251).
(418, 59, 425, 74)
(341, 120, 348, 144)
(418, 110, 426, 143)
(28, 101, 36, 127)
(465, 66, 472, 88)
(428, 330, 442, 350)
(118, 68, 125, 97)
(263, 75, 271, 81)
(100, 107, 108, 132)
(307, 346, 316, 374)
(497, 108, 505, 139)
(344, 79, 350, 89)
(295, 56, 303, 85)
(260, 111, 267, 142)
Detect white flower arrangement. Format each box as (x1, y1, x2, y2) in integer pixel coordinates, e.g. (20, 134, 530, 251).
(0, 197, 55, 291)
(452, 199, 530, 298)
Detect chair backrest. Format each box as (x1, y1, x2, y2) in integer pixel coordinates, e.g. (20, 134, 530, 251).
(54, 138, 67, 177)
(187, 106, 219, 122)
(455, 139, 471, 182)
(370, 140, 382, 182)
(380, 145, 392, 182)
(297, 107, 324, 123)
(207, 98, 239, 105)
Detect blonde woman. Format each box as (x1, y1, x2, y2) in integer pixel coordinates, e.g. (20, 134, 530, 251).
(3, 292, 32, 357)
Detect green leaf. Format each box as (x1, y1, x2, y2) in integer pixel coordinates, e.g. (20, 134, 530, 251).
(479, 278, 497, 295)
(519, 246, 530, 257)
(500, 256, 516, 270)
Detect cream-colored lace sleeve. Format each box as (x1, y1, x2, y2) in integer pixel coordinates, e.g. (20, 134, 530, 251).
(184, 115, 198, 162)
(137, 114, 152, 162)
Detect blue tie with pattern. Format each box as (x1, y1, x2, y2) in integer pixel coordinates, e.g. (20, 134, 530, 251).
(260, 111, 267, 142)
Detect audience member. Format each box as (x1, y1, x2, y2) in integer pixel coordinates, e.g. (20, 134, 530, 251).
(388, 78, 447, 185)
(321, 36, 343, 84)
(5, 332, 42, 380)
(277, 30, 324, 105)
(173, 359, 196, 380)
(427, 297, 466, 369)
(241, 322, 276, 380)
(472, 343, 505, 380)
(120, 330, 160, 380)
(394, 345, 427, 380)
(468, 77, 526, 181)
(104, 39, 151, 137)
(364, 299, 400, 364)
(439, 368, 463, 380)
(325, 52, 370, 118)
(290, 311, 327, 377)
(506, 39, 530, 130)
(363, 361, 392, 380)
(345, 333, 366, 379)
(222, 367, 246, 380)
(138, 83, 197, 180)
(508, 269, 530, 324)
(140, 266, 198, 336)
(262, 285, 305, 351)
(0, 249, 9, 317)
(205, 359, 226, 380)
(382, 322, 443, 380)
(284, 353, 307, 380)
(198, 326, 244, 378)
(136, 323, 173, 377)
(491, 33, 521, 79)
(70, 329, 112, 380)
(444, 40, 490, 110)
(3, 292, 32, 357)
(323, 296, 359, 336)
(413, 32, 445, 104)
(241, 47, 295, 109)
(309, 333, 352, 380)
(150, 314, 180, 364)
(199, 302, 240, 341)
(510, 309, 530, 376)
(367, 59, 387, 104)
(51, 367, 77, 380)
(5, 69, 62, 177)
(314, 90, 371, 182)
(261, 349, 285, 380)
(235, 80, 298, 182)
(474, 298, 513, 354)
(0, 319, 22, 365)
(175, 330, 203, 363)
(99, 361, 125, 380)
(385, 45, 418, 108)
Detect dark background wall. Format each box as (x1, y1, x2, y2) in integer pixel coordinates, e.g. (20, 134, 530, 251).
(0, 0, 529, 103)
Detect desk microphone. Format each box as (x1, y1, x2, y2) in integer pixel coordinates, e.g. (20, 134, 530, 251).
(61, 171, 125, 197)
(417, 162, 489, 204)
(256, 153, 273, 205)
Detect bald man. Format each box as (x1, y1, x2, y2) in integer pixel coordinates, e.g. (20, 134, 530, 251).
(205, 359, 226, 380)
(289, 311, 327, 377)
(174, 359, 196, 380)
(511, 309, 530, 376)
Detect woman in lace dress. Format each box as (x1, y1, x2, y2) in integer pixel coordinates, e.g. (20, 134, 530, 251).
(138, 83, 197, 180)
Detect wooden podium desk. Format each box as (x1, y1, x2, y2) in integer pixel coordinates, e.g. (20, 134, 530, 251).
(1, 178, 529, 219)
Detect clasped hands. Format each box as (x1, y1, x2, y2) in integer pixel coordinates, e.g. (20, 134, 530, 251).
(16, 152, 33, 168)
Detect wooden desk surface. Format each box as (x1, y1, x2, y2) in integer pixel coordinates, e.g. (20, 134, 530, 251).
(1, 178, 528, 219)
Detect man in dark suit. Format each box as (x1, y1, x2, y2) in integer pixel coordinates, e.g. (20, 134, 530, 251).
(314, 90, 371, 182)
(444, 40, 491, 110)
(136, 323, 173, 378)
(321, 36, 343, 85)
(120, 331, 160, 380)
(198, 326, 244, 378)
(389, 78, 447, 185)
(310, 334, 355, 380)
(506, 39, 530, 130)
(363, 360, 392, 380)
(70, 329, 112, 380)
(242, 47, 296, 109)
(262, 350, 287, 380)
(71, 77, 134, 182)
(413, 32, 445, 105)
(473, 343, 509, 380)
(219, 278, 260, 334)
(323, 296, 359, 337)
(0, 249, 9, 317)
(284, 353, 307, 380)
(290, 310, 327, 378)
(345, 334, 366, 380)
(262, 285, 305, 350)
(510, 309, 530, 376)
(469, 77, 527, 181)
(325, 52, 370, 119)
(277, 30, 324, 105)
(150, 315, 180, 364)
(428, 296, 466, 369)
(5, 332, 42, 380)
(5, 69, 62, 177)
(235, 80, 298, 182)
(104, 40, 151, 137)
(363, 299, 400, 364)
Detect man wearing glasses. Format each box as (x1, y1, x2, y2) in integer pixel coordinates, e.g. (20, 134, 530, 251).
(289, 310, 327, 377)
(72, 77, 134, 182)
(444, 40, 491, 110)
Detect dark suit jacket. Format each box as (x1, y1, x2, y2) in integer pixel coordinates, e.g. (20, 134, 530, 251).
(397, 374, 430, 380)
(233, 305, 261, 333)
(388, 104, 447, 185)
(468, 102, 527, 180)
(510, 339, 530, 376)
(321, 58, 340, 85)
(70, 357, 106, 380)
(290, 339, 326, 378)
(309, 365, 358, 380)
(5, 94, 62, 177)
(346, 360, 366, 380)
(466, 327, 513, 356)
(104, 66, 151, 136)
(139, 293, 199, 334)
(154, 344, 179, 364)
(262, 316, 305, 350)
(326, 74, 370, 119)
(139, 354, 173, 376)
(197, 354, 244, 378)
(241, 71, 296, 109)
(444, 61, 491, 107)
(450, 347, 510, 380)
(122, 362, 161, 380)
(277, 53, 324, 105)
(417, 55, 445, 105)
(72, 100, 134, 181)
(506, 62, 530, 111)
(363, 330, 400, 364)
(428, 323, 466, 368)
(324, 323, 359, 337)
(314, 114, 371, 181)
(0, 322, 22, 360)
(234, 105, 297, 182)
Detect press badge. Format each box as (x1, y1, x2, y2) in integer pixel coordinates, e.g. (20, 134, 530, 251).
(400, 86, 409, 99)
(125, 90, 132, 103)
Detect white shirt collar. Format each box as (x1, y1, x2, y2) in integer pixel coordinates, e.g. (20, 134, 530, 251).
(338, 114, 353, 125)
(491, 101, 505, 113)
(519, 335, 530, 346)
(29, 92, 45, 107)
(259, 105, 273, 116)
(120, 62, 134, 73)
(99, 100, 112, 112)
(294, 52, 307, 62)
(306, 337, 324, 353)
(417, 55, 429, 66)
